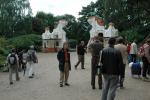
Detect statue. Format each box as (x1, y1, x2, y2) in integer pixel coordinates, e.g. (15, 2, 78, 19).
(87, 16, 105, 47)
(42, 27, 52, 48)
(87, 16, 105, 38)
(104, 22, 118, 38)
(52, 20, 68, 48)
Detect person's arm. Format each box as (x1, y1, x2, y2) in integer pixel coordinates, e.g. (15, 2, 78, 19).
(15, 54, 19, 67)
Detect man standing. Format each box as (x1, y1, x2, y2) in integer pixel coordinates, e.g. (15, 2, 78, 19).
(101, 38, 123, 100)
(115, 38, 127, 88)
(88, 36, 103, 89)
(130, 40, 138, 62)
(27, 45, 38, 78)
(142, 39, 150, 81)
(7, 48, 20, 85)
(57, 42, 71, 87)
(75, 41, 86, 69)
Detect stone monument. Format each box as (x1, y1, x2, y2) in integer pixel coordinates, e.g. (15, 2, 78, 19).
(52, 20, 68, 48)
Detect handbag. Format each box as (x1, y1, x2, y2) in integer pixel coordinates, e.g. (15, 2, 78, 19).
(96, 50, 103, 75)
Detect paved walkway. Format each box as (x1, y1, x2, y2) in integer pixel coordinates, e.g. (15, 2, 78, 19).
(0, 52, 150, 100)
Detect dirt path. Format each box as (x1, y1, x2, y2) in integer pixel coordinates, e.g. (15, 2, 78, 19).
(0, 52, 150, 100)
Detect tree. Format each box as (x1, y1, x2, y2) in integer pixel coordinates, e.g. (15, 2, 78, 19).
(0, 0, 32, 37)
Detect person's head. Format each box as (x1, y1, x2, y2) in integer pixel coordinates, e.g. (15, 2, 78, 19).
(63, 42, 69, 49)
(146, 39, 150, 45)
(30, 45, 34, 50)
(108, 38, 116, 46)
(117, 38, 124, 44)
(98, 33, 103, 38)
(11, 48, 16, 53)
(81, 41, 85, 46)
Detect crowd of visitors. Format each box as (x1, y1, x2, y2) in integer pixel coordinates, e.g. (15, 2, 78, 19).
(6, 45, 38, 85)
(4, 33, 150, 100)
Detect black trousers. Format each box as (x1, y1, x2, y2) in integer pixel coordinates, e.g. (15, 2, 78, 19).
(142, 57, 150, 77)
(91, 56, 102, 88)
(130, 54, 137, 63)
(120, 64, 126, 87)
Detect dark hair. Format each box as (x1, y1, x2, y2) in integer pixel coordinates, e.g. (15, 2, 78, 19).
(98, 33, 103, 37)
(146, 39, 150, 43)
(108, 38, 116, 45)
(117, 38, 124, 44)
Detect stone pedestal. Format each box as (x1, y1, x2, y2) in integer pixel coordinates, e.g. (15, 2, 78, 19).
(42, 39, 61, 52)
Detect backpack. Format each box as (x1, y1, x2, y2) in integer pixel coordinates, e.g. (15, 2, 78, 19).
(22, 53, 28, 63)
(28, 50, 36, 63)
(8, 53, 17, 65)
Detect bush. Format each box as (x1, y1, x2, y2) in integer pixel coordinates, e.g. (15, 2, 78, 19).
(119, 28, 144, 43)
(9, 34, 42, 51)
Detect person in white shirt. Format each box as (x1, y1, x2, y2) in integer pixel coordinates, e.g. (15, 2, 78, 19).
(129, 40, 138, 62)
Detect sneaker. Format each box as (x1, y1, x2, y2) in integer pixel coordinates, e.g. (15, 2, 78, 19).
(82, 68, 85, 69)
(10, 82, 13, 85)
(29, 76, 34, 78)
(60, 84, 63, 87)
(65, 83, 70, 86)
(92, 86, 96, 90)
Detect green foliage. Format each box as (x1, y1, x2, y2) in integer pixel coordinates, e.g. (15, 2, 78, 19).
(0, 0, 32, 37)
(9, 34, 42, 51)
(119, 28, 144, 43)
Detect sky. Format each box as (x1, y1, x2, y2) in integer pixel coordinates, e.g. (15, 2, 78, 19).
(29, 0, 97, 18)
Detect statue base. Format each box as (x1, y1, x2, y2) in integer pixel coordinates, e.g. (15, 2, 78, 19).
(42, 39, 61, 53)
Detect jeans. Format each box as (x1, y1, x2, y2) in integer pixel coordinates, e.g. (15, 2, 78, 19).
(101, 74, 119, 100)
(27, 62, 35, 77)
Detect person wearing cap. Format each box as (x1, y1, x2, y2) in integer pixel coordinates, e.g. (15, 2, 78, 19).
(88, 36, 104, 89)
(27, 45, 38, 78)
(6, 48, 20, 85)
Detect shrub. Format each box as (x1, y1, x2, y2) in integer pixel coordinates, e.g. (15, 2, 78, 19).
(119, 28, 144, 43)
(9, 34, 42, 51)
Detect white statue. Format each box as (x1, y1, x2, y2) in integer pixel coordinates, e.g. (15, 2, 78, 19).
(104, 22, 118, 38)
(87, 16, 105, 38)
(52, 20, 68, 48)
(42, 27, 52, 48)
(87, 16, 105, 47)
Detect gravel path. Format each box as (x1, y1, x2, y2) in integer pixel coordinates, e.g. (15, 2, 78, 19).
(0, 52, 150, 100)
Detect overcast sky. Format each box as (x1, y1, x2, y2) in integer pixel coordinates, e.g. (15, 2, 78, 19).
(29, 0, 97, 18)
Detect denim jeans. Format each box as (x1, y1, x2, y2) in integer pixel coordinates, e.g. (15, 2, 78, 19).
(101, 74, 119, 100)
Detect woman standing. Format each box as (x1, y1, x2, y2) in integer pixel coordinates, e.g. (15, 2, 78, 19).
(57, 42, 71, 87)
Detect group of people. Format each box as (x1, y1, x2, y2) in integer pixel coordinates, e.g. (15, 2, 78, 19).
(57, 33, 150, 100)
(6, 46, 38, 85)
(128, 39, 150, 80)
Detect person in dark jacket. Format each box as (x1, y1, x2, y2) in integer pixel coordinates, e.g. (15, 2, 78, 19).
(88, 36, 104, 89)
(75, 41, 86, 69)
(57, 42, 71, 87)
(101, 38, 123, 100)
